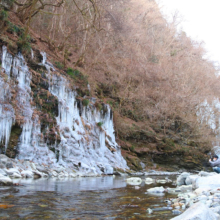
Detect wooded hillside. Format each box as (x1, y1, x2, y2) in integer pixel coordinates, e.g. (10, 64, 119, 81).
(1, 0, 220, 170)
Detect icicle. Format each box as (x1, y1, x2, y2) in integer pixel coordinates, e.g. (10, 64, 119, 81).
(41, 52, 47, 65)
(1, 46, 13, 77)
(0, 105, 14, 151)
(0, 47, 15, 151)
(31, 49, 34, 59)
(42, 50, 128, 174)
(12, 51, 56, 164)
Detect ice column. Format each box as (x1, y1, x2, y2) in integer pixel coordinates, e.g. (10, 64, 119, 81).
(0, 46, 15, 151)
(42, 51, 128, 174)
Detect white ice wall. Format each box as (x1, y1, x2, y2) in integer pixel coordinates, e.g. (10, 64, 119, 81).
(0, 46, 14, 151)
(46, 64, 128, 174)
(0, 46, 128, 174)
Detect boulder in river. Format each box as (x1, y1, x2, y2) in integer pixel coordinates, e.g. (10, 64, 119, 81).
(170, 202, 217, 220)
(195, 175, 220, 189)
(147, 186, 165, 193)
(198, 171, 216, 177)
(126, 177, 142, 185)
(176, 172, 190, 186)
(156, 179, 167, 184)
(185, 175, 198, 185)
(145, 177, 154, 185)
(0, 154, 10, 165)
(0, 175, 13, 185)
(21, 170, 34, 178)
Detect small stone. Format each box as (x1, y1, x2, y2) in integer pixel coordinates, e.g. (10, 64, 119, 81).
(6, 162, 13, 169)
(185, 175, 198, 185)
(0, 154, 9, 162)
(33, 170, 42, 179)
(176, 172, 190, 186)
(10, 173, 22, 178)
(30, 163, 36, 170)
(54, 167, 64, 173)
(181, 204, 186, 210)
(126, 177, 142, 186)
(147, 208, 153, 214)
(165, 177, 172, 183)
(156, 179, 167, 184)
(0, 175, 13, 186)
(21, 170, 33, 178)
(164, 200, 172, 205)
(147, 186, 165, 193)
(5, 168, 20, 176)
(179, 185, 193, 193)
(145, 177, 154, 185)
(42, 173, 49, 178)
(0, 163, 5, 169)
(172, 210, 182, 215)
(69, 173, 77, 178)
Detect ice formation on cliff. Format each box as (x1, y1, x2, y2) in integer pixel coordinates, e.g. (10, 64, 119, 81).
(0, 46, 128, 174)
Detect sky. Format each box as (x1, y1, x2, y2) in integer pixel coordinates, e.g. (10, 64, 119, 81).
(156, 0, 220, 66)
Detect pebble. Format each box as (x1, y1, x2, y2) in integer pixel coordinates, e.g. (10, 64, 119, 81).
(172, 210, 182, 215)
(156, 179, 167, 184)
(147, 208, 153, 214)
(164, 172, 220, 219)
(126, 177, 142, 186)
(147, 186, 165, 193)
(164, 200, 172, 205)
(145, 177, 154, 185)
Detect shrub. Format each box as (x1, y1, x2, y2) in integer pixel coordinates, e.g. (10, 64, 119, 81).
(82, 99, 89, 106)
(95, 102, 102, 111)
(66, 67, 75, 76)
(0, 10, 8, 21)
(97, 122, 103, 127)
(55, 61, 64, 70)
(107, 100, 113, 106)
(131, 145, 135, 151)
(17, 34, 31, 54)
(7, 22, 22, 35)
(66, 68, 88, 85)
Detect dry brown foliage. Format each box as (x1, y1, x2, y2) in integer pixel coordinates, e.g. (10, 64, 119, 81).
(13, 0, 220, 144)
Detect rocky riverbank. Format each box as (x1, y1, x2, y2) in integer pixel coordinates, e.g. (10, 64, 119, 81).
(0, 154, 112, 186)
(144, 171, 220, 219)
(0, 152, 182, 187)
(125, 170, 220, 219)
(169, 171, 220, 220)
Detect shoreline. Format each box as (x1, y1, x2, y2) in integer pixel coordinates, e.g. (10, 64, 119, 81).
(0, 153, 182, 186)
(145, 171, 220, 219)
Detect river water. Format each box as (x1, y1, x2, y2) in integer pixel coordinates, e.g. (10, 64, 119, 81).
(0, 176, 179, 219)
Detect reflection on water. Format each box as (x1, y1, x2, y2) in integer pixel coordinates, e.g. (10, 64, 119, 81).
(0, 176, 178, 219)
(13, 176, 127, 193)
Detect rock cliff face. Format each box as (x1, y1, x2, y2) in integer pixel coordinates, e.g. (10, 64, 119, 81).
(0, 46, 128, 175)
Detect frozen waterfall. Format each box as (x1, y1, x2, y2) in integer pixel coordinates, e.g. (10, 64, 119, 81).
(0, 46, 128, 175)
(0, 46, 14, 151)
(46, 64, 128, 174)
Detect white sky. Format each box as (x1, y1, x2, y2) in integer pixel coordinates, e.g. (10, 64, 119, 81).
(156, 0, 220, 66)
